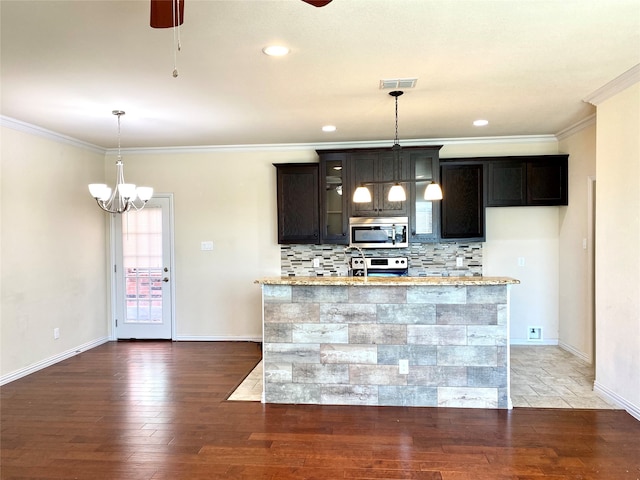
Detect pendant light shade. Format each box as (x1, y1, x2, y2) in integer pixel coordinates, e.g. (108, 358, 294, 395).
(424, 181, 443, 201)
(388, 183, 407, 202)
(353, 185, 372, 203)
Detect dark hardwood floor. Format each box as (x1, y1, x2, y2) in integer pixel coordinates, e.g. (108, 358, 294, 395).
(1, 341, 639, 480)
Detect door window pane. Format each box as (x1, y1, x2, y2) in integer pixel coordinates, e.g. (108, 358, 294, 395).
(122, 208, 163, 324)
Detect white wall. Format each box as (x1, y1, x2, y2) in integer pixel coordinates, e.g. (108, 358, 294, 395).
(593, 81, 640, 415)
(484, 207, 560, 344)
(119, 149, 317, 340)
(1, 126, 109, 380)
(558, 122, 597, 361)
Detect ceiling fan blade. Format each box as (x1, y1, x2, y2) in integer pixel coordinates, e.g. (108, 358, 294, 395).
(150, 0, 185, 29)
(301, 0, 333, 7)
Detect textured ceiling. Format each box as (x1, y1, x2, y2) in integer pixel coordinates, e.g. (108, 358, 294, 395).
(1, 0, 639, 149)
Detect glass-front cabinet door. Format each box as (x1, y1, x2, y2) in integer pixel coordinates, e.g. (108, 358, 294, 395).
(408, 147, 441, 243)
(318, 151, 349, 244)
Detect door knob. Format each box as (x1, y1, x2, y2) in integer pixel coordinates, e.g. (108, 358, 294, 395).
(164, 267, 168, 272)
(163, 277, 169, 282)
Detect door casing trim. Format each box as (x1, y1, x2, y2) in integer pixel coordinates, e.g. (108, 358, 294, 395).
(108, 193, 176, 341)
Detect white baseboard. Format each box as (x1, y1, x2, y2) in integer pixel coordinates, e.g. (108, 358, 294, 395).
(0, 336, 110, 386)
(558, 341, 591, 364)
(510, 338, 559, 346)
(593, 381, 640, 421)
(175, 335, 262, 342)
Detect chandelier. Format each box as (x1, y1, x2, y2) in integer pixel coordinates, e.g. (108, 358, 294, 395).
(353, 91, 443, 203)
(88, 110, 153, 214)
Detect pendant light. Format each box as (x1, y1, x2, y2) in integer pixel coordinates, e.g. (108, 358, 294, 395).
(352, 90, 443, 203)
(88, 111, 154, 214)
(387, 91, 406, 202)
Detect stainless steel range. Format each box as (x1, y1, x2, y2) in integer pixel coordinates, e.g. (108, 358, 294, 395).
(349, 256, 409, 277)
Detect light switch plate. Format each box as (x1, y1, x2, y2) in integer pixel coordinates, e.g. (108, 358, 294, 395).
(201, 241, 214, 251)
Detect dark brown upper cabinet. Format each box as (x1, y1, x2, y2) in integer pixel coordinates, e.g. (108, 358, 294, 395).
(440, 161, 485, 241)
(527, 156, 568, 205)
(487, 160, 527, 206)
(486, 155, 568, 207)
(274, 163, 320, 244)
(407, 147, 441, 243)
(349, 149, 408, 217)
(318, 151, 349, 244)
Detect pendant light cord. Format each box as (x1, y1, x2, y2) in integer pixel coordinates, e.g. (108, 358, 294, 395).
(394, 94, 399, 147)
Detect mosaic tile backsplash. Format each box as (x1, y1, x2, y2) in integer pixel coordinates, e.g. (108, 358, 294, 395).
(281, 243, 483, 277)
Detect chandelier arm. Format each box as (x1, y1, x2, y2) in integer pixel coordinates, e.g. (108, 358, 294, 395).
(89, 110, 152, 215)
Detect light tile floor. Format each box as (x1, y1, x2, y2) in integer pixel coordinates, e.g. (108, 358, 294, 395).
(228, 346, 620, 409)
(510, 345, 619, 409)
(227, 360, 263, 401)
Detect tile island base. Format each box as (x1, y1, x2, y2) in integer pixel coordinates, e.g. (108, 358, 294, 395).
(256, 276, 519, 409)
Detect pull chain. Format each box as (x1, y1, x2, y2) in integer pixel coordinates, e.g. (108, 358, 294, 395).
(172, 0, 181, 77)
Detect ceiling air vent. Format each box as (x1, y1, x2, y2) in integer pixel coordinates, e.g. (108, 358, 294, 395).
(379, 78, 418, 89)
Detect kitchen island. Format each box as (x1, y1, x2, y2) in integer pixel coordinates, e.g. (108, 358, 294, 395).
(256, 276, 519, 409)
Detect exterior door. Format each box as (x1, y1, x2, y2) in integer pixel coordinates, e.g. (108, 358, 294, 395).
(113, 195, 174, 339)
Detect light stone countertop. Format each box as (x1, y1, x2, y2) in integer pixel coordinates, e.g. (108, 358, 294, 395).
(255, 276, 520, 286)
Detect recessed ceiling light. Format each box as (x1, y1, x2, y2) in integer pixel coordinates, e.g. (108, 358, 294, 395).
(262, 45, 290, 56)
(473, 119, 489, 127)
(322, 125, 337, 132)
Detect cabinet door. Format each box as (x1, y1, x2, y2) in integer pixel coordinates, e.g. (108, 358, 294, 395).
(378, 150, 408, 216)
(487, 160, 526, 206)
(408, 149, 440, 242)
(350, 152, 378, 216)
(440, 163, 485, 240)
(319, 153, 349, 244)
(350, 151, 407, 217)
(275, 164, 320, 244)
(527, 156, 568, 205)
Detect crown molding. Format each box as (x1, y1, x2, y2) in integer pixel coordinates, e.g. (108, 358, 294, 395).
(555, 114, 596, 141)
(2, 114, 557, 155)
(111, 135, 558, 156)
(583, 64, 640, 106)
(1, 115, 105, 155)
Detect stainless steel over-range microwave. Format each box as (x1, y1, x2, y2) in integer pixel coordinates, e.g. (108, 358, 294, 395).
(349, 216, 409, 249)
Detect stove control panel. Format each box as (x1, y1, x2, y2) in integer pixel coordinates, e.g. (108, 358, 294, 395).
(350, 256, 408, 270)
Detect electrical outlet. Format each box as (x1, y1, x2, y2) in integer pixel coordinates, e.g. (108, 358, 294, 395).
(456, 256, 464, 267)
(53, 328, 60, 339)
(518, 257, 526, 267)
(399, 359, 409, 375)
(313, 258, 321, 268)
(528, 326, 542, 341)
